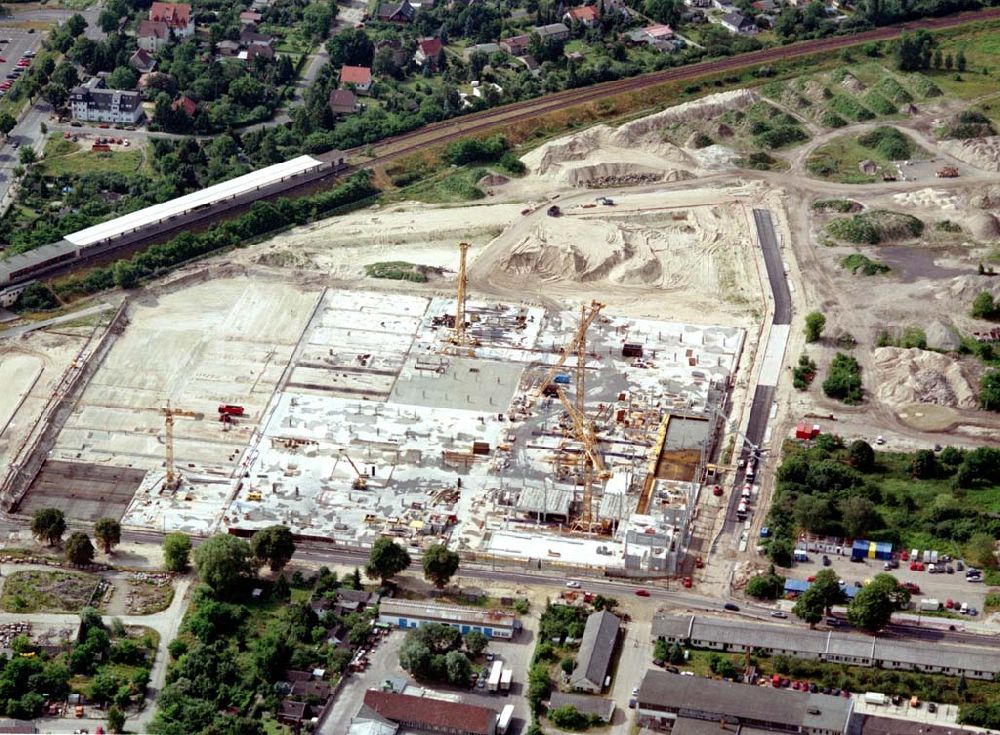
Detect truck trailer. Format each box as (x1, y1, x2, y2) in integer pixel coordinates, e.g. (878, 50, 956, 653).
(487, 661, 504, 692)
(497, 704, 515, 734)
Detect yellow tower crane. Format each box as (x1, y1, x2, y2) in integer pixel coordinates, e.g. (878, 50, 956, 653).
(528, 299, 604, 409)
(161, 401, 200, 491)
(447, 243, 479, 353)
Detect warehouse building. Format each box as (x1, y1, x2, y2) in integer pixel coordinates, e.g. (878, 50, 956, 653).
(571, 610, 620, 692)
(636, 670, 854, 734)
(652, 615, 1000, 679)
(378, 599, 518, 639)
(360, 691, 497, 735)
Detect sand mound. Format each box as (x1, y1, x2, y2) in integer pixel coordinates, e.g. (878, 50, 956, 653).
(969, 186, 1000, 209)
(925, 320, 962, 352)
(892, 188, 960, 211)
(967, 211, 1000, 239)
(873, 347, 979, 409)
(938, 136, 1000, 171)
(521, 89, 756, 184)
(566, 162, 666, 188)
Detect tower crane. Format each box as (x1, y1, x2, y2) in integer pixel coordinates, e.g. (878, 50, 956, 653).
(447, 242, 478, 353)
(340, 450, 369, 490)
(527, 299, 604, 411)
(161, 401, 200, 491)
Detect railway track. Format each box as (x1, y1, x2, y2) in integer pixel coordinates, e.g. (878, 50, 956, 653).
(334, 6, 1000, 170)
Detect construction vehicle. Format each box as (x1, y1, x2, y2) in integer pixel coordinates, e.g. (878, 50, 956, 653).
(218, 404, 245, 416)
(596, 196, 615, 206)
(161, 401, 200, 491)
(936, 165, 959, 178)
(546, 205, 561, 217)
(340, 451, 369, 490)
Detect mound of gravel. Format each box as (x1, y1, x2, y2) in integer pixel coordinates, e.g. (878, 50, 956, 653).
(925, 320, 962, 352)
(967, 211, 1000, 239)
(873, 347, 979, 409)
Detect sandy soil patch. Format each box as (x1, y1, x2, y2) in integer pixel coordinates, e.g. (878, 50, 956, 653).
(872, 347, 980, 410)
(938, 136, 1000, 171)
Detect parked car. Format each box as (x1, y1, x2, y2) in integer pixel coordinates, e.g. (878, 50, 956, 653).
(946, 565, 955, 574)
(770, 610, 788, 618)
(822, 555, 831, 566)
(566, 581, 580, 588)
(825, 617, 841, 627)
(928, 702, 938, 713)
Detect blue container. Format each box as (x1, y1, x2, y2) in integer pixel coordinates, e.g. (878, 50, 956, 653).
(553, 374, 571, 384)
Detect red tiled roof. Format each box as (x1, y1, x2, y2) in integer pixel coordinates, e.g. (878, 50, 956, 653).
(418, 38, 442, 56)
(644, 23, 673, 38)
(137, 20, 169, 39)
(362, 691, 497, 735)
(340, 65, 372, 85)
(150, 1, 192, 27)
(172, 95, 197, 117)
(567, 5, 599, 21)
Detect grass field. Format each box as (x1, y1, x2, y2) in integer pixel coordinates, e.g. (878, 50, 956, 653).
(0, 570, 102, 613)
(806, 129, 926, 184)
(39, 135, 146, 177)
(927, 30, 1000, 99)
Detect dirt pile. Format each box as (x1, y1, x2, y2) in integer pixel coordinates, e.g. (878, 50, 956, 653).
(873, 347, 980, 409)
(925, 320, 962, 352)
(522, 89, 756, 185)
(967, 212, 1000, 239)
(938, 136, 1000, 171)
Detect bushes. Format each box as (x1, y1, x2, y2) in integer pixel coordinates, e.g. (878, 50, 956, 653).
(841, 253, 890, 275)
(856, 126, 915, 160)
(444, 135, 510, 165)
(828, 95, 875, 122)
(861, 91, 897, 116)
(826, 210, 923, 244)
(945, 109, 996, 140)
(12, 282, 59, 312)
(874, 77, 913, 104)
(823, 353, 863, 404)
(746, 570, 785, 599)
(813, 199, 860, 213)
(981, 370, 1000, 412)
(793, 354, 817, 390)
(364, 261, 430, 282)
(971, 292, 1000, 320)
(819, 111, 848, 128)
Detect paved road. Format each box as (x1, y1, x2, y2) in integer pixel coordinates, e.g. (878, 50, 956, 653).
(753, 208, 791, 326)
(0, 301, 115, 340)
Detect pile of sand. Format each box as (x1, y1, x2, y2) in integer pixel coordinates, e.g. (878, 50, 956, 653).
(892, 188, 960, 211)
(969, 185, 1000, 209)
(967, 211, 1000, 239)
(938, 137, 1000, 171)
(522, 89, 756, 185)
(873, 347, 979, 409)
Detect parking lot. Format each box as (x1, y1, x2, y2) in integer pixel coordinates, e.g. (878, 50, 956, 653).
(782, 549, 988, 618)
(320, 621, 537, 735)
(0, 26, 44, 97)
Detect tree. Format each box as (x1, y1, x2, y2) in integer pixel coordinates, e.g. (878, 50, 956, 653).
(549, 705, 594, 730)
(746, 571, 784, 599)
(964, 532, 998, 569)
(895, 29, 934, 72)
(65, 532, 95, 566)
(804, 311, 826, 342)
(108, 705, 126, 734)
(847, 439, 875, 471)
(51, 61, 79, 89)
(971, 292, 998, 319)
(793, 586, 825, 628)
(193, 534, 254, 597)
(0, 112, 15, 137)
(326, 28, 374, 67)
(107, 66, 138, 91)
(444, 650, 472, 685)
(94, 518, 121, 555)
(66, 12, 88, 37)
(981, 371, 1000, 412)
(644, 0, 681, 25)
(249, 525, 296, 572)
(32, 508, 66, 546)
(846, 573, 908, 633)
(303, 3, 334, 40)
(840, 495, 879, 538)
(464, 630, 488, 656)
(957, 49, 967, 72)
(910, 449, 937, 478)
(163, 532, 191, 572)
(18, 146, 37, 166)
(767, 538, 793, 567)
(42, 82, 68, 109)
(422, 543, 460, 589)
(399, 639, 432, 677)
(811, 569, 845, 613)
(365, 537, 411, 584)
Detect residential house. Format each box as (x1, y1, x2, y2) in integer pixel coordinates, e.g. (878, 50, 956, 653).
(136, 20, 170, 52)
(172, 95, 197, 118)
(378, 599, 517, 639)
(684, 0, 712, 7)
(69, 77, 144, 125)
(636, 670, 854, 734)
(720, 11, 757, 33)
(239, 10, 263, 24)
(216, 39, 240, 57)
(413, 37, 443, 67)
(360, 691, 497, 735)
(239, 29, 274, 47)
(148, 2, 194, 37)
(245, 43, 275, 62)
(128, 49, 157, 73)
(571, 610, 620, 693)
(547, 693, 614, 723)
(375, 0, 416, 22)
(532, 22, 570, 41)
(499, 34, 531, 56)
(751, 0, 777, 10)
(340, 65, 372, 92)
(277, 701, 308, 728)
(644, 23, 674, 40)
(563, 5, 599, 26)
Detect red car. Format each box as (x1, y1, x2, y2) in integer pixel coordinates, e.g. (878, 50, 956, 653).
(0, 57, 6, 63)
(903, 582, 921, 594)
(945, 599, 954, 609)
(17, 60, 29, 67)
(712, 485, 723, 496)
(635, 589, 651, 597)
(910, 562, 925, 571)
(807, 575, 817, 583)
(682, 577, 692, 588)
(900, 551, 909, 561)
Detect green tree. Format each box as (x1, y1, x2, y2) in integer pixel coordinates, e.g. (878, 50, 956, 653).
(971, 292, 998, 319)
(0, 112, 15, 137)
(365, 537, 411, 584)
(464, 630, 488, 656)
(422, 543, 460, 589)
(981, 371, 1000, 412)
(653, 639, 668, 662)
(957, 49, 967, 72)
(846, 573, 908, 632)
(549, 704, 594, 730)
(847, 439, 875, 471)
(163, 532, 191, 572)
(644, 0, 681, 24)
(32, 507, 66, 546)
(18, 146, 37, 166)
(42, 82, 68, 109)
(746, 572, 784, 599)
(840, 495, 879, 538)
(444, 650, 472, 685)
(249, 525, 296, 572)
(303, 3, 334, 40)
(964, 532, 998, 569)
(910, 449, 937, 478)
(793, 586, 825, 628)
(895, 29, 934, 72)
(326, 28, 374, 67)
(811, 569, 846, 613)
(193, 534, 254, 597)
(108, 705, 126, 734)
(668, 642, 685, 665)
(767, 538, 793, 567)
(65, 532, 95, 566)
(399, 639, 432, 677)
(94, 517, 121, 554)
(527, 662, 551, 713)
(804, 311, 826, 342)
(107, 66, 138, 90)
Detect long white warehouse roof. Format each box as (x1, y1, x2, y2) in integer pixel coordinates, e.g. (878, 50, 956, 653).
(64, 155, 325, 248)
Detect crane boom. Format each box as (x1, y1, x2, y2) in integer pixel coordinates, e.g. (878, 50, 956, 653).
(161, 401, 199, 491)
(340, 450, 368, 490)
(530, 300, 604, 407)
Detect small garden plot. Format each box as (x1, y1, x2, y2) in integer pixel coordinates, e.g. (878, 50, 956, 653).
(0, 570, 103, 613)
(126, 573, 175, 615)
